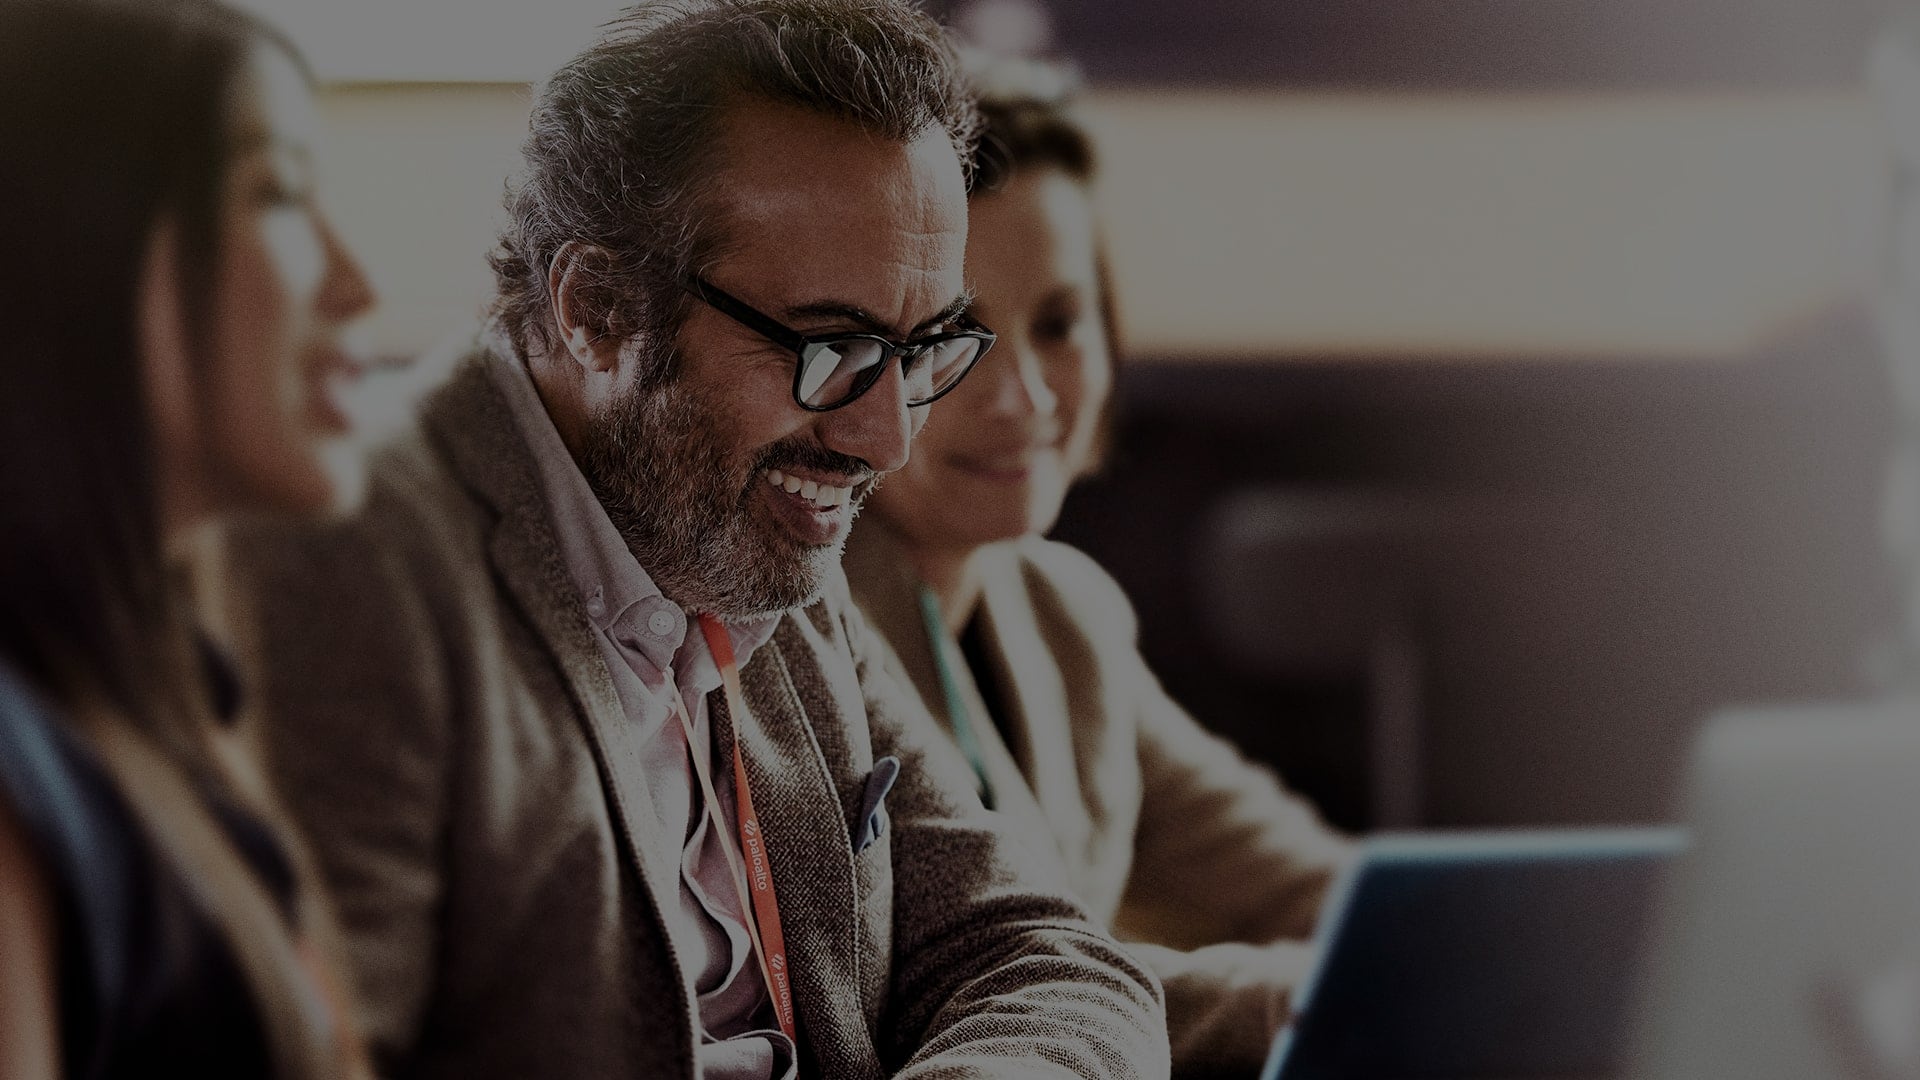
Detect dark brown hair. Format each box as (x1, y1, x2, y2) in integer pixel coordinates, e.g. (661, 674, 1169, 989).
(967, 56, 1124, 469)
(487, 0, 981, 374)
(0, 0, 302, 729)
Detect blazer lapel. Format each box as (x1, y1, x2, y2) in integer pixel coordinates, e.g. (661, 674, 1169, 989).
(844, 523, 1056, 852)
(975, 554, 1099, 883)
(715, 633, 869, 1079)
(425, 349, 683, 947)
(842, 520, 1022, 811)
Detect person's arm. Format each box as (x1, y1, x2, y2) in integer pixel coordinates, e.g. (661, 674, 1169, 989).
(1013, 540, 1352, 1075)
(224, 493, 454, 1073)
(0, 800, 59, 1080)
(1124, 678, 1353, 948)
(838, 590, 1170, 1080)
(1118, 670, 1356, 1074)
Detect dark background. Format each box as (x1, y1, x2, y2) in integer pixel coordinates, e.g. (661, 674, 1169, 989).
(930, 0, 1889, 92)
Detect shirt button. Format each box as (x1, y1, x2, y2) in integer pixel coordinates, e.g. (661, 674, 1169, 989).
(648, 609, 677, 638)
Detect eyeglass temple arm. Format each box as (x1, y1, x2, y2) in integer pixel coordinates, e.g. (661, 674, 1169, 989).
(685, 278, 808, 352)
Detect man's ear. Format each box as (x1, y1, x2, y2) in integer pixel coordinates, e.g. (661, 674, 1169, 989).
(546, 241, 621, 374)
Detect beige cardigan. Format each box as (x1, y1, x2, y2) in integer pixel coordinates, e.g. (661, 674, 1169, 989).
(223, 344, 1170, 1080)
(844, 517, 1355, 1076)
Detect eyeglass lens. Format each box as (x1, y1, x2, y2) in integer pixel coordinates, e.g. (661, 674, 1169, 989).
(796, 335, 984, 409)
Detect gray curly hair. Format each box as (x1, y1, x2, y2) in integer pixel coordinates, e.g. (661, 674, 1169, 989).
(488, 0, 980, 372)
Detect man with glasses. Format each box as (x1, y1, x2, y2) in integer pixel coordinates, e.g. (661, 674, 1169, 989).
(225, 3, 1167, 1080)
(681, 275, 995, 414)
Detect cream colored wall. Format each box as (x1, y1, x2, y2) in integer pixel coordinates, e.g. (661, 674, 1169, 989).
(316, 83, 1879, 361)
(317, 82, 532, 357)
(1079, 91, 1878, 361)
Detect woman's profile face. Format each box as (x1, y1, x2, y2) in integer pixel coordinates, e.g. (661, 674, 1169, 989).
(142, 40, 377, 523)
(871, 166, 1113, 552)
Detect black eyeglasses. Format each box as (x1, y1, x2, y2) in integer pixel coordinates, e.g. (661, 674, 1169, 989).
(681, 276, 995, 412)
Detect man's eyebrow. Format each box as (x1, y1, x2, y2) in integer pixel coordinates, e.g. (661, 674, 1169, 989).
(915, 292, 975, 335)
(780, 292, 975, 339)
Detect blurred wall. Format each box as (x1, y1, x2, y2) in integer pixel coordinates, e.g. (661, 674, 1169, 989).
(320, 83, 1876, 361)
(316, 83, 528, 356)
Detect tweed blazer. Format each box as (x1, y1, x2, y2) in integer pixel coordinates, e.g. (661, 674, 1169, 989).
(223, 342, 1169, 1080)
(843, 517, 1355, 1077)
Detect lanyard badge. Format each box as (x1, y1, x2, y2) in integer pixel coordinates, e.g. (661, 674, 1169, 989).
(668, 613, 799, 1044)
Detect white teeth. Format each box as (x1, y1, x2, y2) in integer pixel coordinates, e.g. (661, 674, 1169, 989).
(765, 470, 857, 510)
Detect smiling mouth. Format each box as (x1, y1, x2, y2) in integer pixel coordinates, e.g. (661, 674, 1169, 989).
(756, 466, 872, 548)
(764, 467, 858, 509)
(305, 345, 374, 433)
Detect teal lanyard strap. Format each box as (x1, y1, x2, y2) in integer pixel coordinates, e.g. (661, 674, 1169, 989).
(916, 585, 997, 811)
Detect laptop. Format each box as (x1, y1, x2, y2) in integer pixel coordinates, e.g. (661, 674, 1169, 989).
(1263, 828, 1684, 1080)
(1626, 701, 1920, 1080)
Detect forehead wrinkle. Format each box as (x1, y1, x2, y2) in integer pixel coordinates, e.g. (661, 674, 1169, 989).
(714, 130, 962, 237)
(699, 107, 968, 336)
(758, 237, 964, 334)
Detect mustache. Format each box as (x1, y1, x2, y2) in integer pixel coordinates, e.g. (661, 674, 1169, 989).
(751, 438, 874, 485)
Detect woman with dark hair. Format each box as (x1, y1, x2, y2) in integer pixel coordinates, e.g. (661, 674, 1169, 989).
(844, 58, 1355, 1076)
(0, 0, 377, 1075)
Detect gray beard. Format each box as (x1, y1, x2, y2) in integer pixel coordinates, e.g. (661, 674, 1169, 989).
(576, 372, 843, 619)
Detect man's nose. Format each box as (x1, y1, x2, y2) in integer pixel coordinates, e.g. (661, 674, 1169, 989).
(817, 360, 915, 474)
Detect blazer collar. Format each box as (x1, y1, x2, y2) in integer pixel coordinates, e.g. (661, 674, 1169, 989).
(840, 519, 1074, 852)
(420, 337, 693, 964)
(842, 515, 1052, 772)
(968, 546, 1096, 850)
(428, 341, 867, 1061)
(421, 342, 622, 716)
(839, 517, 936, 705)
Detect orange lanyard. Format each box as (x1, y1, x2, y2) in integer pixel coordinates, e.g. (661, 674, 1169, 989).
(666, 613, 799, 1044)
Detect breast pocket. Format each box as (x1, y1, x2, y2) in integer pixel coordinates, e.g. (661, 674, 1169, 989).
(851, 756, 898, 1026)
(851, 755, 899, 854)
